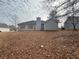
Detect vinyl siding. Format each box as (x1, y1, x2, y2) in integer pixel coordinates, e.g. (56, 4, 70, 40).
(44, 22, 58, 30)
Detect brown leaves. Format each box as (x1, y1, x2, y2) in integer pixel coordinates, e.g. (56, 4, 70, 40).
(0, 31, 79, 59)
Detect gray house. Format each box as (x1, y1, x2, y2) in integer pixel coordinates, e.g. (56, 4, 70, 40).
(18, 17, 45, 31)
(64, 16, 79, 30)
(18, 17, 59, 31)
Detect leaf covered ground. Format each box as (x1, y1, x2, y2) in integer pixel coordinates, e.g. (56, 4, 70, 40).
(0, 31, 79, 59)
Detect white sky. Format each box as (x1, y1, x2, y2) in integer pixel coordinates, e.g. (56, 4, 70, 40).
(0, 0, 48, 25)
(0, 0, 79, 25)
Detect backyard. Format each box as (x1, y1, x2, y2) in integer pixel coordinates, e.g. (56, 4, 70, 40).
(0, 31, 79, 59)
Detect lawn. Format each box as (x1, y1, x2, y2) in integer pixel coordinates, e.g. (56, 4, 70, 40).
(0, 31, 79, 59)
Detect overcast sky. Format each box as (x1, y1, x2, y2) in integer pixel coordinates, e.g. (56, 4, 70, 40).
(0, 0, 48, 25)
(0, 0, 79, 25)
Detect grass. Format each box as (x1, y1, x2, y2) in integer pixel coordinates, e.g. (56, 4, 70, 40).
(0, 30, 79, 59)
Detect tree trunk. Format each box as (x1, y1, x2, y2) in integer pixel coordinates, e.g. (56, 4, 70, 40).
(73, 23, 76, 30)
(72, 1, 76, 30)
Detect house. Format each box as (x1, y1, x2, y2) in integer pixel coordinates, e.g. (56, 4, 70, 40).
(18, 17, 45, 31)
(0, 23, 10, 32)
(18, 17, 59, 31)
(44, 18, 59, 30)
(64, 16, 79, 29)
(9, 25, 17, 31)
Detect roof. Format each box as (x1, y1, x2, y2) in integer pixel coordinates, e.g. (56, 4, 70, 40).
(65, 16, 79, 23)
(0, 23, 9, 28)
(46, 18, 58, 23)
(18, 20, 45, 26)
(18, 21, 36, 26)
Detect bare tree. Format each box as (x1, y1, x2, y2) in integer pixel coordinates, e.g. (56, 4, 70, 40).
(42, 0, 79, 30)
(0, 0, 31, 31)
(11, 14, 18, 31)
(6, 13, 19, 31)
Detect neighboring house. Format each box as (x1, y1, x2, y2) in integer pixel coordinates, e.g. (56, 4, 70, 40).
(9, 25, 16, 31)
(0, 23, 10, 32)
(64, 16, 79, 29)
(44, 19, 59, 30)
(18, 17, 45, 31)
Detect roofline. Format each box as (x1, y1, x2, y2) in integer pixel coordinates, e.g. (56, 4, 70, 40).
(18, 20, 45, 25)
(18, 20, 35, 25)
